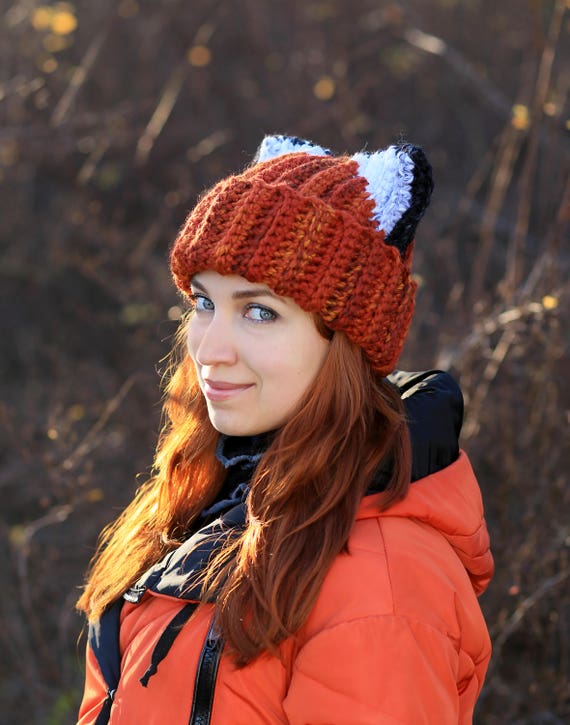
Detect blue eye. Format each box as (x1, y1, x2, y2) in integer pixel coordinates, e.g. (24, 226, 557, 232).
(190, 293, 214, 312)
(245, 305, 277, 322)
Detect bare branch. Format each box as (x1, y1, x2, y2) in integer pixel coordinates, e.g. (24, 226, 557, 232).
(135, 64, 187, 166)
(504, 0, 567, 299)
(60, 374, 141, 473)
(51, 29, 109, 128)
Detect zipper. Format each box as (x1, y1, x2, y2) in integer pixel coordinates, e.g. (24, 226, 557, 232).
(188, 618, 224, 725)
(93, 688, 116, 725)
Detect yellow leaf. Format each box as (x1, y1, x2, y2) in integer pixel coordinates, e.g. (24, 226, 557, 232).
(543, 101, 557, 117)
(188, 45, 212, 67)
(314, 76, 335, 101)
(120, 302, 159, 325)
(412, 273, 424, 287)
(511, 104, 530, 131)
(39, 57, 59, 74)
(51, 10, 77, 35)
(43, 33, 69, 52)
(68, 404, 85, 421)
(9, 525, 27, 547)
(86, 488, 104, 503)
(168, 305, 183, 321)
(47, 428, 59, 440)
(542, 295, 558, 310)
(31, 7, 54, 31)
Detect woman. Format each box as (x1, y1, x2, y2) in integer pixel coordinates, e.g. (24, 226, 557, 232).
(77, 135, 493, 724)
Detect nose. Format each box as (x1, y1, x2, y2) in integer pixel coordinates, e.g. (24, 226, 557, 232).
(190, 313, 238, 367)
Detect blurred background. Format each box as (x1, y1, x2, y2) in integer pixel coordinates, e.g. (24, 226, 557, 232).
(1, 0, 569, 722)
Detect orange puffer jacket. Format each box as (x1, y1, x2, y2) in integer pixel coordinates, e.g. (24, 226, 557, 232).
(78, 451, 493, 725)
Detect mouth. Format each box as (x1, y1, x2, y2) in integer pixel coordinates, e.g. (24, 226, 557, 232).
(202, 379, 254, 402)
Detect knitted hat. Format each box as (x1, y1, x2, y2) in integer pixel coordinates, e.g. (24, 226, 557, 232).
(170, 134, 433, 375)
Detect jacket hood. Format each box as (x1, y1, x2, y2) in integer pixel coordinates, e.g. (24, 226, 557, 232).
(358, 451, 493, 596)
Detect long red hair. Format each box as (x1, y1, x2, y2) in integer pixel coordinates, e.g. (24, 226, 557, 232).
(77, 318, 411, 665)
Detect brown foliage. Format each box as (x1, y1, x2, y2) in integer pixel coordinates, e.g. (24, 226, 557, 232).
(0, 0, 568, 722)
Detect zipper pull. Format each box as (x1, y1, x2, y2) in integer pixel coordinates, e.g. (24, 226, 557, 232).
(123, 585, 146, 603)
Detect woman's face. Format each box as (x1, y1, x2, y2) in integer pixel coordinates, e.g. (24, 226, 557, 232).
(187, 271, 331, 437)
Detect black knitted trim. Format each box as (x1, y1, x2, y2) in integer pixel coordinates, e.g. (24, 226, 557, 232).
(385, 144, 434, 256)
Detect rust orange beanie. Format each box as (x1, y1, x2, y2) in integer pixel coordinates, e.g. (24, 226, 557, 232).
(170, 135, 433, 375)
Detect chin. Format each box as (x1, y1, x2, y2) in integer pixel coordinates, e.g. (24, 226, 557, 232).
(209, 415, 275, 438)
(210, 417, 256, 437)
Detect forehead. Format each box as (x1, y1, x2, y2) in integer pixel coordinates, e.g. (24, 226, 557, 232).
(191, 271, 276, 296)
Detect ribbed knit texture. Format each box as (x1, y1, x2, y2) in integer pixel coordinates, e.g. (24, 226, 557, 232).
(171, 151, 421, 375)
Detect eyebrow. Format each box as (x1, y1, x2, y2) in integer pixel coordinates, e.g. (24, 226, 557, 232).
(191, 277, 284, 302)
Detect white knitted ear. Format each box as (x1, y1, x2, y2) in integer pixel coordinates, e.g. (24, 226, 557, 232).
(351, 146, 415, 236)
(256, 134, 332, 163)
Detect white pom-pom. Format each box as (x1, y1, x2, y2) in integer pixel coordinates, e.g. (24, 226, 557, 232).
(351, 146, 415, 235)
(256, 134, 332, 163)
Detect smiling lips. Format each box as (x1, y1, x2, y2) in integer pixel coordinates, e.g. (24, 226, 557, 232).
(203, 379, 254, 402)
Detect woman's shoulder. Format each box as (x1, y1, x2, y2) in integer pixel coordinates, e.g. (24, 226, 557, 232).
(299, 452, 493, 645)
(301, 517, 459, 640)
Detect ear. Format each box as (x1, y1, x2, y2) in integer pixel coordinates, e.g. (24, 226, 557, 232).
(351, 144, 433, 255)
(254, 134, 333, 163)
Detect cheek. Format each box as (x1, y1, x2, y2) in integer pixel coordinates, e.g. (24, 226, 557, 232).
(267, 335, 329, 398)
(185, 326, 207, 380)
(297, 334, 330, 380)
(186, 324, 200, 360)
